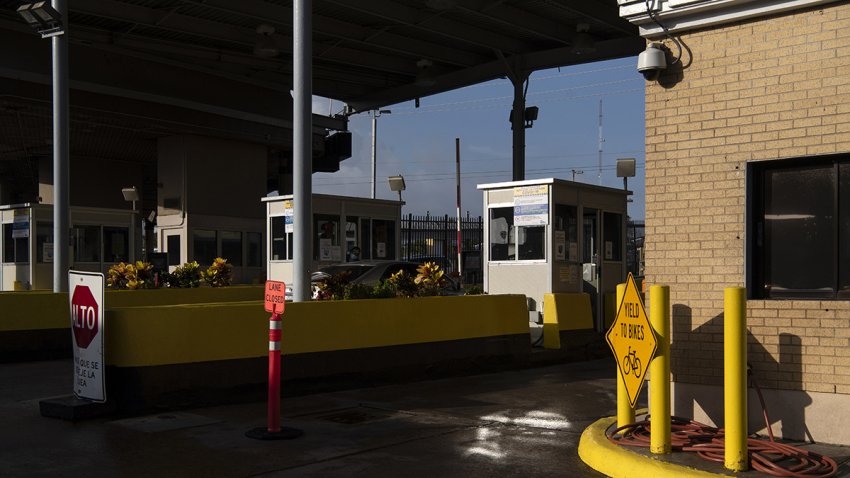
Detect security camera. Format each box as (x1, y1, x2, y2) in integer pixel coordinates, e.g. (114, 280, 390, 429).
(637, 43, 667, 81)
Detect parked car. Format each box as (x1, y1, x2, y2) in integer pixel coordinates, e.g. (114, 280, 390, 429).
(285, 260, 459, 300)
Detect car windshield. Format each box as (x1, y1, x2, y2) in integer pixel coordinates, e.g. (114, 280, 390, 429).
(316, 265, 372, 281)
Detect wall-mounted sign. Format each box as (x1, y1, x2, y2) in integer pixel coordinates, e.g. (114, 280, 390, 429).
(12, 215, 29, 238)
(513, 185, 548, 226)
(283, 200, 294, 233)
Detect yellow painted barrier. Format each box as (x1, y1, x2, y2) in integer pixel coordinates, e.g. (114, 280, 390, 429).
(615, 283, 634, 430)
(724, 287, 748, 471)
(0, 291, 68, 331)
(542, 293, 593, 349)
(0, 286, 264, 332)
(650, 285, 671, 454)
(106, 295, 529, 367)
(579, 412, 724, 478)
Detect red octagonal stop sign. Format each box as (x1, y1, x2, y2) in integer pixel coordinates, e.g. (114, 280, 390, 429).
(71, 285, 99, 349)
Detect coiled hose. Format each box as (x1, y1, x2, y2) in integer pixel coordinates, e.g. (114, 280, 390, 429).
(606, 371, 839, 477)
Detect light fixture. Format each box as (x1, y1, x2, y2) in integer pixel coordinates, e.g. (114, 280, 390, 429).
(508, 106, 540, 129)
(415, 59, 436, 87)
(122, 186, 139, 211)
(16, 2, 64, 38)
(388, 175, 406, 202)
(254, 24, 279, 58)
(572, 23, 596, 55)
(616, 158, 636, 200)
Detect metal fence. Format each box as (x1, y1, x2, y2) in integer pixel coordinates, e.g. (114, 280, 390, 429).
(400, 213, 483, 284)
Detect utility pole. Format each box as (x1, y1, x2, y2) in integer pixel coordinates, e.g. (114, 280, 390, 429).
(597, 99, 604, 186)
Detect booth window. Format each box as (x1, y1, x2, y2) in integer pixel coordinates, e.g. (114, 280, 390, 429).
(193, 229, 217, 266)
(489, 207, 545, 261)
(247, 232, 262, 267)
(270, 216, 292, 261)
(554, 205, 578, 262)
(73, 225, 101, 263)
(103, 227, 129, 263)
(314, 214, 340, 261)
(749, 157, 850, 299)
(345, 217, 360, 261)
(167, 234, 181, 266)
(372, 219, 396, 260)
(2, 224, 29, 263)
(221, 231, 242, 266)
(36, 222, 53, 263)
(603, 212, 623, 261)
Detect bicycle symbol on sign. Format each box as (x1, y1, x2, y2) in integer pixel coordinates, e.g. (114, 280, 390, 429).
(622, 346, 641, 376)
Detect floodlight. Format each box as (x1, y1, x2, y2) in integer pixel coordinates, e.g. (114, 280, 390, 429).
(16, 2, 64, 37)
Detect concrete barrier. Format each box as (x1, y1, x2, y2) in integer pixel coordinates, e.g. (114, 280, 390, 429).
(0, 286, 262, 361)
(103, 295, 530, 411)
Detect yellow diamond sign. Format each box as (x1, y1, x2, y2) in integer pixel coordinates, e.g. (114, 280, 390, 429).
(605, 273, 657, 408)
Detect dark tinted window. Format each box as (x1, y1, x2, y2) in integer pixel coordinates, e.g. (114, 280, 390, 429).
(167, 235, 181, 266)
(750, 158, 850, 299)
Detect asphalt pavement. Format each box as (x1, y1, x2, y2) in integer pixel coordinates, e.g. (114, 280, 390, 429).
(0, 357, 614, 477)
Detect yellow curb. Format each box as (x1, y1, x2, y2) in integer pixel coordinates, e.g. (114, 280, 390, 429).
(578, 414, 733, 478)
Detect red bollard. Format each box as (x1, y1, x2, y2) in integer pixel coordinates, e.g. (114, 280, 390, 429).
(267, 311, 282, 433)
(246, 284, 303, 441)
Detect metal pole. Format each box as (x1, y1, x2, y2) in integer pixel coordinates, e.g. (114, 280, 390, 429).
(650, 285, 671, 454)
(724, 287, 748, 471)
(293, 0, 312, 302)
(455, 137, 462, 278)
(52, 0, 69, 293)
(597, 99, 603, 186)
(511, 76, 526, 181)
(370, 112, 377, 199)
(616, 283, 634, 431)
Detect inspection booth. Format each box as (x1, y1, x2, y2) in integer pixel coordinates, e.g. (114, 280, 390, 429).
(263, 194, 403, 284)
(477, 178, 628, 330)
(0, 203, 139, 291)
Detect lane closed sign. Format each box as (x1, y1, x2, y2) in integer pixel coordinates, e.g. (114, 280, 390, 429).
(69, 270, 106, 403)
(264, 280, 286, 314)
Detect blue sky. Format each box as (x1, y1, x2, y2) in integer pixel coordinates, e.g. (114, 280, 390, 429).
(313, 56, 646, 221)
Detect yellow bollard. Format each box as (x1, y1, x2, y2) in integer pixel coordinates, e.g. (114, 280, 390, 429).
(649, 285, 671, 454)
(615, 283, 634, 431)
(724, 287, 748, 472)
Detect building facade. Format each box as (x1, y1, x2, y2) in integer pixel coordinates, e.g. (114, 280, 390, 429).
(621, 0, 850, 444)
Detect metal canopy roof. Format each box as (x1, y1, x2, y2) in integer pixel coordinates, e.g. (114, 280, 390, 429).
(0, 0, 643, 113)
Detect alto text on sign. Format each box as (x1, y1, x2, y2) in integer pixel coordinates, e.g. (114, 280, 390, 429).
(69, 270, 106, 403)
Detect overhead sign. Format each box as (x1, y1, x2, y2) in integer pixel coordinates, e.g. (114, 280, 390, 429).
(264, 280, 286, 314)
(69, 270, 106, 403)
(605, 273, 657, 408)
(514, 185, 549, 226)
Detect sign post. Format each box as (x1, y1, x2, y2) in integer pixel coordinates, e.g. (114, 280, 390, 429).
(606, 273, 657, 409)
(246, 280, 302, 440)
(69, 270, 105, 402)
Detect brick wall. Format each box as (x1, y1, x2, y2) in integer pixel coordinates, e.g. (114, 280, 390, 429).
(646, 4, 850, 393)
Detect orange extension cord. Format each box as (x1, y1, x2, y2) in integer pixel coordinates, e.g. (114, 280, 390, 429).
(606, 373, 839, 478)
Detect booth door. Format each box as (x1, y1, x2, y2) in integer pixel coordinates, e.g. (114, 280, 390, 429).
(582, 208, 601, 330)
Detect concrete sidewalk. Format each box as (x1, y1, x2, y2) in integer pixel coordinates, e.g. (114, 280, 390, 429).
(1, 358, 614, 477)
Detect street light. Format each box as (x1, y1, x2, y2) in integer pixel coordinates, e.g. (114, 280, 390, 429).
(371, 109, 391, 198)
(121, 186, 139, 212)
(16, 2, 64, 38)
(571, 169, 584, 182)
(616, 158, 636, 203)
(388, 175, 406, 203)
